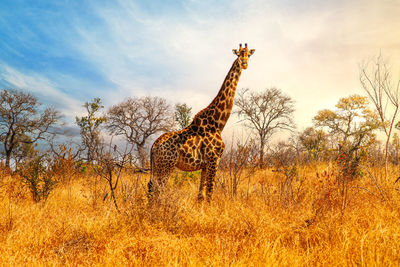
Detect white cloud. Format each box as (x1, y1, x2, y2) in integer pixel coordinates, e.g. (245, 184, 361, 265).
(8, 0, 397, 138)
(0, 64, 83, 119)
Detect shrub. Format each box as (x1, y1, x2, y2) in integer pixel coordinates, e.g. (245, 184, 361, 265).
(18, 156, 57, 202)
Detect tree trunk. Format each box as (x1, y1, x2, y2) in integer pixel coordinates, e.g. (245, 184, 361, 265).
(4, 145, 12, 169)
(384, 132, 392, 181)
(137, 144, 147, 168)
(259, 138, 265, 168)
(5, 153, 11, 169)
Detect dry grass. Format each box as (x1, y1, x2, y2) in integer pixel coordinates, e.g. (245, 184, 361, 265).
(1, 163, 400, 266)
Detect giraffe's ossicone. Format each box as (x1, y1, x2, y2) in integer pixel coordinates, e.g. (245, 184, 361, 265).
(148, 43, 255, 202)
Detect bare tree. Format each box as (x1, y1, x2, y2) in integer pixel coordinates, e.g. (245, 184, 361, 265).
(269, 141, 299, 206)
(219, 136, 257, 197)
(75, 98, 106, 163)
(93, 141, 134, 212)
(360, 55, 400, 179)
(174, 103, 192, 130)
(106, 96, 174, 167)
(235, 87, 295, 167)
(0, 89, 60, 169)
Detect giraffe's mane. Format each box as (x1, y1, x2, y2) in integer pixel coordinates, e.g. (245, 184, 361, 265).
(190, 58, 241, 126)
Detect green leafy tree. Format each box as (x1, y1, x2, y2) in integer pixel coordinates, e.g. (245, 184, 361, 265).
(174, 103, 192, 130)
(299, 127, 327, 161)
(19, 155, 56, 202)
(75, 98, 106, 163)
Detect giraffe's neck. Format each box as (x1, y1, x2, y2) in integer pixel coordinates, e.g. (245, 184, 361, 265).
(192, 58, 242, 132)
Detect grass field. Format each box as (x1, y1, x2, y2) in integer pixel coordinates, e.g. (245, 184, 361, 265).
(1, 164, 399, 266)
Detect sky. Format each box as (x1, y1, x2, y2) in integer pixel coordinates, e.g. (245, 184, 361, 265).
(0, 0, 400, 141)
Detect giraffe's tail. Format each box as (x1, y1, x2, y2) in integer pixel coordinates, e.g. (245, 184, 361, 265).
(147, 146, 155, 196)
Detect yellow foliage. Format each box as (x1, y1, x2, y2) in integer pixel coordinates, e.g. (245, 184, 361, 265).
(0, 164, 399, 266)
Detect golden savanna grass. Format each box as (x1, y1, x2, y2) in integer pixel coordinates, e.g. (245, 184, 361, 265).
(1, 163, 400, 266)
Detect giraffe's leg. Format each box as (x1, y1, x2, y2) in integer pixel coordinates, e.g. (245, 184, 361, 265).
(148, 173, 168, 198)
(197, 169, 207, 201)
(148, 174, 172, 205)
(149, 167, 174, 198)
(205, 161, 218, 202)
(148, 156, 176, 200)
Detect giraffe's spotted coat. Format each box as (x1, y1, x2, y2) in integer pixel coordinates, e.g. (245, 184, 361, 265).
(148, 44, 255, 202)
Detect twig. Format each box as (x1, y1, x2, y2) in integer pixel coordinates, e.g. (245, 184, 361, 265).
(359, 164, 385, 201)
(350, 186, 378, 198)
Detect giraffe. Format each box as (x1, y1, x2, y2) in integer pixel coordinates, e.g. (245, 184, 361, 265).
(148, 43, 255, 202)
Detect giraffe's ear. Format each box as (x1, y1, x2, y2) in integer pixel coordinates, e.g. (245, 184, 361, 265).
(232, 49, 239, 56)
(249, 49, 255, 56)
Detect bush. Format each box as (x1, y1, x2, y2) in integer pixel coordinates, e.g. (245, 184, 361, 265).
(18, 156, 57, 202)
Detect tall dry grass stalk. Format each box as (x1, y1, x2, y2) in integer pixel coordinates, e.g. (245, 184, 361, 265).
(0, 164, 399, 266)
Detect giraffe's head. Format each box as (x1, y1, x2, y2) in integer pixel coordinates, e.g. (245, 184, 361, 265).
(232, 43, 255, 69)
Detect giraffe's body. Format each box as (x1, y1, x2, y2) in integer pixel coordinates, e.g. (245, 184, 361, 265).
(148, 44, 255, 201)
